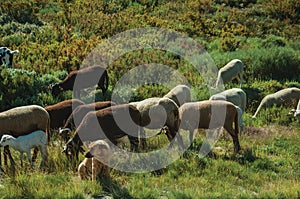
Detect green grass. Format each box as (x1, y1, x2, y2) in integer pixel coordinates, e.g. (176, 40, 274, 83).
(1, 118, 299, 198)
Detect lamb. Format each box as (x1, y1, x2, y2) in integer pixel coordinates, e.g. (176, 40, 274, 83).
(0, 105, 50, 166)
(0, 130, 48, 168)
(289, 99, 300, 123)
(45, 99, 85, 130)
(0, 47, 19, 68)
(130, 97, 183, 149)
(63, 104, 141, 160)
(216, 59, 244, 88)
(178, 100, 241, 153)
(252, 87, 300, 118)
(163, 84, 191, 107)
(209, 88, 246, 131)
(78, 140, 112, 181)
(51, 65, 109, 98)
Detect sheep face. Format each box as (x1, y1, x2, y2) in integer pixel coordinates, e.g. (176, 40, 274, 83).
(63, 139, 84, 161)
(0, 135, 14, 147)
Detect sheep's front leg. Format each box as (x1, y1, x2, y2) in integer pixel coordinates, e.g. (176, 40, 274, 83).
(26, 151, 34, 168)
(20, 153, 24, 167)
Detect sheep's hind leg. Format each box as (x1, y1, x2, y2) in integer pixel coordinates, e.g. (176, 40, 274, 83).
(32, 147, 39, 163)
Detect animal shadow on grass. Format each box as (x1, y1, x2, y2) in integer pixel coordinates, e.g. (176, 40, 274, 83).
(97, 179, 134, 199)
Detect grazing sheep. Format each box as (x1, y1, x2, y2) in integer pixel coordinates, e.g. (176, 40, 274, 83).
(62, 101, 116, 130)
(163, 85, 191, 107)
(209, 88, 246, 131)
(178, 100, 241, 153)
(63, 104, 141, 161)
(130, 97, 183, 149)
(51, 66, 109, 98)
(252, 87, 300, 118)
(0, 130, 48, 168)
(289, 99, 300, 123)
(216, 59, 244, 88)
(45, 99, 85, 130)
(78, 140, 112, 181)
(0, 47, 19, 68)
(0, 105, 50, 166)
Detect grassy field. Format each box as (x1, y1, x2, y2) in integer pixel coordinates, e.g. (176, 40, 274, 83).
(0, 0, 300, 198)
(1, 114, 299, 198)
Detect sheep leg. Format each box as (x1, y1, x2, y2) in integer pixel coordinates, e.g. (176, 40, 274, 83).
(26, 151, 34, 168)
(139, 127, 147, 149)
(32, 147, 39, 163)
(20, 153, 23, 167)
(39, 145, 48, 167)
(128, 135, 139, 151)
(224, 124, 241, 153)
(189, 129, 194, 146)
(4, 146, 15, 166)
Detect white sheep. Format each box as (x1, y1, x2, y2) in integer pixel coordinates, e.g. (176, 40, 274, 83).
(252, 87, 300, 118)
(78, 140, 112, 181)
(163, 84, 191, 107)
(209, 88, 246, 131)
(130, 97, 183, 149)
(0, 130, 48, 168)
(216, 59, 244, 88)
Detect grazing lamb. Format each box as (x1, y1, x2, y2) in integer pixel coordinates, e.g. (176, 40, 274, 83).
(0, 105, 50, 166)
(289, 99, 300, 123)
(45, 99, 85, 130)
(0, 47, 19, 68)
(163, 84, 191, 107)
(51, 66, 109, 98)
(130, 97, 183, 149)
(78, 140, 112, 181)
(178, 100, 241, 153)
(252, 87, 300, 118)
(0, 130, 48, 168)
(216, 59, 244, 88)
(63, 104, 141, 161)
(209, 88, 246, 131)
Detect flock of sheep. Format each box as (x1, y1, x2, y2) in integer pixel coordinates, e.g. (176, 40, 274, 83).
(0, 47, 300, 181)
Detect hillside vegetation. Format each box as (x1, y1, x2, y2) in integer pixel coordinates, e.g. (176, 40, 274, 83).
(0, 0, 299, 198)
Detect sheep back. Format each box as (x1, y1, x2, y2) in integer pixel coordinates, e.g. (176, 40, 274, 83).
(163, 85, 191, 107)
(45, 99, 85, 129)
(0, 105, 50, 140)
(179, 100, 238, 131)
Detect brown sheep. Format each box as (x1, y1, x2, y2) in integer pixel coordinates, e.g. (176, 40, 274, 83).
(178, 100, 241, 153)
(0, 105, 50, 166)
(51, 66, 109, 98)
(62, 101, 116, 130)
(63, 104, 141, 161)
(78, 140, 112, 181)
(45, 99, 85, 130)
(59, 101, 116, 142)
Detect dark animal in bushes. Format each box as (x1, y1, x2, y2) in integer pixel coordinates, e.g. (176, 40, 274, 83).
(51, 66, 109, 98)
